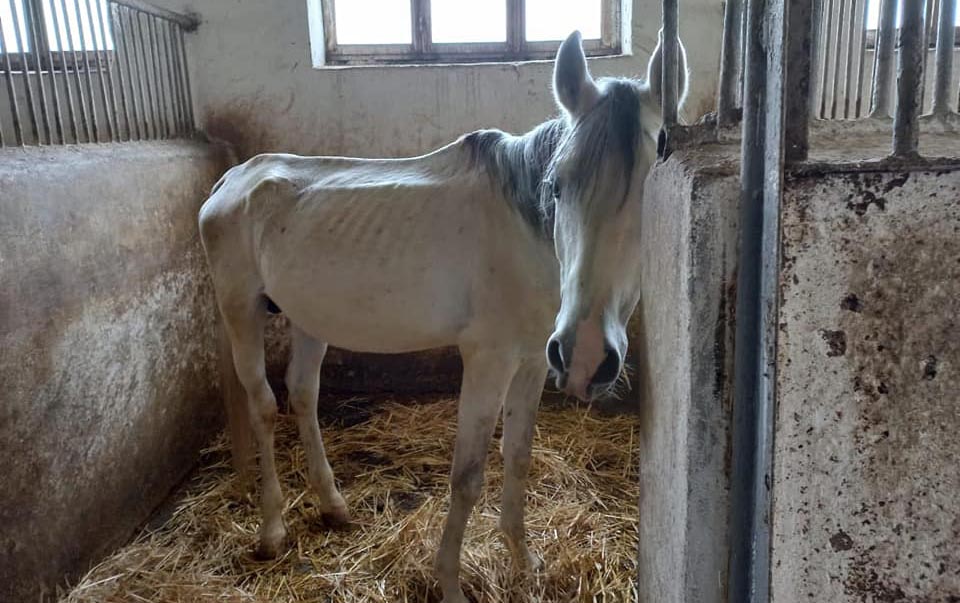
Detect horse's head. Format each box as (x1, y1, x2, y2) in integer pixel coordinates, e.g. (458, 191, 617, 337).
(544, 30, 682, 401)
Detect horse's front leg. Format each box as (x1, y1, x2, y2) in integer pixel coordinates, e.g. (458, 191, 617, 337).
(499, 355, 548, 571)
(436, 347, 519, 603)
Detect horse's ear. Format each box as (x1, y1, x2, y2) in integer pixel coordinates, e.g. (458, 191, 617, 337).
(554, 30, 600, 119)
(645, 28, 689, 113)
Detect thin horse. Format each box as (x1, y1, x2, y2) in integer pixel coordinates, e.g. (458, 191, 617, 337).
(199, 31, 687, 603)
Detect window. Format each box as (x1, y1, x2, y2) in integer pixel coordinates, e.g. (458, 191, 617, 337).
(861, 0, 960, 48)
(1, 0, 113, 66)
(316, 0, 622, 65)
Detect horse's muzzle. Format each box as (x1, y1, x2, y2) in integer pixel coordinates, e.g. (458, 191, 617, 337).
(546, 336, 621, 400)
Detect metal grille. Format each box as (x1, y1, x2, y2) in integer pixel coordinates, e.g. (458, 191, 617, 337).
(0, 0, 197, 146)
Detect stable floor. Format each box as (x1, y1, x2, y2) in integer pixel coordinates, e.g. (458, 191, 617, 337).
(59, 396, 638, 602)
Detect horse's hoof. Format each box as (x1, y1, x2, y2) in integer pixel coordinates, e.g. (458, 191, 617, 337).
(320, 503, 352, 528)
(253, 539, 284, 560)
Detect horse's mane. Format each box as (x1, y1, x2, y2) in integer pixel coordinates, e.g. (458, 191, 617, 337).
(462, 77, 644, 240)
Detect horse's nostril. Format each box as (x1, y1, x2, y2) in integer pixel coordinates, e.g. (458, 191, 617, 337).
(546, 338, 566, 374)
(590, 347, 621, 387)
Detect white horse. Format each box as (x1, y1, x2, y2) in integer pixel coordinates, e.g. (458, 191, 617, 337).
(199, 30, 686, 602)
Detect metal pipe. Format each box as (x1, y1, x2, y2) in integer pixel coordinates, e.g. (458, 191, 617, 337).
(94, 0, 120, 139)
(717, 0, 743, 125)
(129, 10, 154, 137)
(40, 0, 66, 143)
(808, 0, 825, 118)
(661, 0, 679, 129)
(933, 0, 957, 115)
(111, 0, 197, 30)
(85, 0, 113, 140)
(146, 15, 168, 137)
(853, 0, 869, 117)
(842, 0, 858, 118)
(164, 19, 183, 133)
(870, 0, 897, 117)
(114, 3, 140, 139)
(176, 25, 194, 129)
(0, 13, 24, 145)
(818, 0, 834, 118)
(893, 0, 926, 156)
(8, 0, 40, 143)
(50, 0, 79, 142)
(26, 0, 53, 143)
(829, 0, 846, 119)
(920, 0, 936, 111)
(60, 0, 91, 141)
(73, 0, 100, 141)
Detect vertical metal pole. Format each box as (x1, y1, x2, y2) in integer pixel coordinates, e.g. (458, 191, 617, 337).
(176, 25, 193, 129)
(129, 10, 152, 137)
(115, 3, 140, 139)
(718, 0, 744, 125)
(0, 13, 24, 145)
(41, 0, 66, 143)
(808, 0, 824, 118)
(73, 0, 99, 141)
(829, 0, 846, 119)
(661, 0, 679, 131)
(842, 0, 858, 118)
(818, 0, 834, 118)
(165, 19, 183, 134)
(94, 0, 120, 139)
(8, 0, 40, 143)
(50, 0, 78, 142)
(853, 0, 869, 117)
(60, 0, 90, 141)
(146, 15, 168, 137)
(85, 0, 113, 140)
(920, 0, 936, 112)
(893, 0, 925, 156)
(932, 0, 957, 115)
(871, 0, 897, 117)
(26, 0, 53, 143)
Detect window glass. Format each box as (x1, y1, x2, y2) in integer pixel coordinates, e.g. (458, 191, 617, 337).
(526, 0, 601, 42)
(0, 0, 30, 53)
(333, 0, 411, 44)
(431, 0, 506, 43)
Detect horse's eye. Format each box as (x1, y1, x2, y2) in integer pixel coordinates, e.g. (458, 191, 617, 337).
(552, 180, 562, 200)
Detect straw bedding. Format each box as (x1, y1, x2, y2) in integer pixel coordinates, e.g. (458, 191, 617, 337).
(61, 396, 638, 602)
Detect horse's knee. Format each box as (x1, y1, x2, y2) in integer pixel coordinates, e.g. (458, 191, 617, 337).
(451, 460, 484, 505)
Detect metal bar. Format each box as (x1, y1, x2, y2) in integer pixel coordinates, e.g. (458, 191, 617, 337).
(146, 14, 167, 137)
(130, 9, 154, 137)
(818, 0, 834, 118)
(94, 0, 120, 139)
(870, 0, 897, 117)
(893, 0, 926, 156)
(718, 0, 743, 125)
(156, 14, 175, 134)
(785, 0, 813, 160)
(933, 0, 956, 115)
(114, 3, 139, 139)
(40, 0, 66, 143)
(920, 0, 936, 111)
(829, 0, 846, 119)
(111, 0, 196, 30)
(842, 0, 858, 118)
(176, 24, 193, 129)
(164, 19, 182, 133)
(0, 13, 24, 145)
(50, 0, 79, 142)
(853, 0, 869, 117)
(808, 0, 824, 118)
(60, 0, 90, 141)
(73, 0, 99, 141)
(661, 0, 679, 128)
(506, 0, 523, 55)
(26, 0, 53, 143)
(729, 0, 787, 598)
(85, 0, 112, 140)
(8, 0, 40, 143)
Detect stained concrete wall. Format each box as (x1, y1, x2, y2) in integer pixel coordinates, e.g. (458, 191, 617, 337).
(773, 166, 960, 601)
(637, 145, 740, 602)
(0, 141, 228, 602)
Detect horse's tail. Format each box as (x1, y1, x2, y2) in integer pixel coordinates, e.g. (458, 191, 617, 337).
(218, 318, 255, 488)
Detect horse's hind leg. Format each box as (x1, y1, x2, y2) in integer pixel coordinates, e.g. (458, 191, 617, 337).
(499, 356, 548, 572)
(286, 326, 350, 525)
(221, 297, 286, 559)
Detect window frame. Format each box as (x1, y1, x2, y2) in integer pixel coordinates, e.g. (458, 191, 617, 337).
(1, 0, 114, 72)
(319, 0, 622, 66)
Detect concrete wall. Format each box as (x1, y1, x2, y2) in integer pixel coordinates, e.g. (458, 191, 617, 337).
(0, 141, 228, 602)
(637, 145, 740, 603)
(773, 166, 960, 601)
